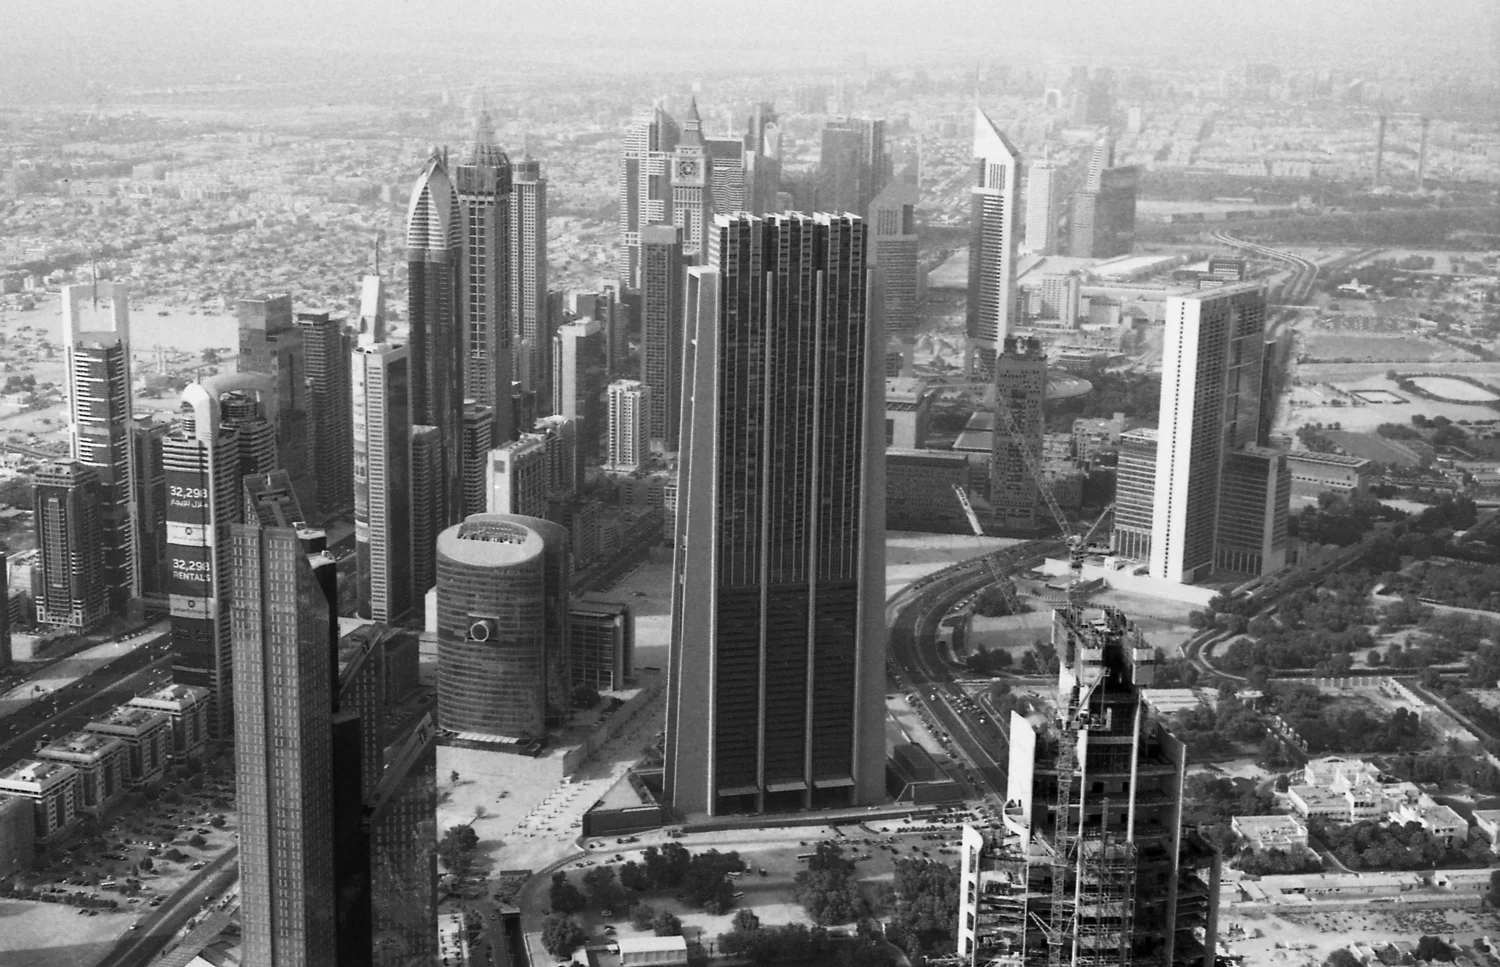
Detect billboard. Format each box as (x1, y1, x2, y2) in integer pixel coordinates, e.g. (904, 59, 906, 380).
(165, 468, 211, 528)
(168, 543, 214, 599)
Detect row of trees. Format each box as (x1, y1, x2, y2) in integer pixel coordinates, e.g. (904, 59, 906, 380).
(1168, 694, 1268, 760)
(719, 911, 896, 967)
(876, 858, 962, 959)
(550, 844, 748, 919)
(1310, 818, 1493, 871)
(1266, 684, 1425, 755)
(793, 842, 870, 925)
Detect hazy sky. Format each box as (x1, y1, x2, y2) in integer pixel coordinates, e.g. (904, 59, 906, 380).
(3, 0, 1496, 102)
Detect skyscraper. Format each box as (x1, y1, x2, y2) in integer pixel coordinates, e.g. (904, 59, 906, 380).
(742, 102, 782, 215)
(32, 461, 106, 632)
(1024, 160, 1059, 255)
(1151, 283, 1280, 583)
(818, 117, 890, 215)
(967, 109, 1021, 378)
(991, 336, 1047, 531)
(405, 152, 464, 533)
(369, 714, 437, 966)
(435, 515, 555, 740)
(295, 310, 355, 520)
(164, 375, 276, 739)
(552, 319, 607, 463)
(665, 213, 887, 816)
(352, 276, 413, 622)
(639, 225, 685, 451)
(671, 99, 714, 263)
(1092, 165, 1138, 259)
(510, 154, 548, 396)
(454, 112, 515, 446)
(129, 415, 168, 597)
(62, 282, 138, 612)
(232, 515, 337, 967)
(409, 425, 443, 603)
(1111, 427, 1157, 562)
(867, 182, 920, 341)
(237, 295, 313, 516)
(957, 607, 1219, 967)
(605, 380, 650, 472)
(618, 106, 680, 288)
(461, 401, 494, 520)
(486, 435, 549, 520)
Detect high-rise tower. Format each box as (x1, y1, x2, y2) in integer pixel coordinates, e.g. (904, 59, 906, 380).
(618, 106, 680, 288)
(510, 154, 548, 396)
(992, 336, 1047, 531)
(295, 310, 355, 519)
(62, 282, 138, 612)
(818, 116, 890, 215)
(957, 607, 1220, 967)
(232, 514, 338, 967)
(405, 152, 464, 532)
(967, 109, 1021, 378)
(237, 295, 314, 517)
(32, 461, 106, 632)
(1151, 283, 1284, 584)
(867, 182, 920, 342)
(665, 213, 887, 816)
(552, 319, 607, 463)
(454, 112, 515, 446)
(129, 416, 168, 597)
(352, 276, 414, 623)
(1025, 160, 1059, 255)
(605, 379, 650, 472)
(671, 99, 714, 263)
(639, 225, 685, 451)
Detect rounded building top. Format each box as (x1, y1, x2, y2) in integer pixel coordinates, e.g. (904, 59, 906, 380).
(437, 514, 545, 569)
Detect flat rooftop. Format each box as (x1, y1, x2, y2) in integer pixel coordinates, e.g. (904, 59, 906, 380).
(89, 704, 169, 730)
(0, 758, 75, 784)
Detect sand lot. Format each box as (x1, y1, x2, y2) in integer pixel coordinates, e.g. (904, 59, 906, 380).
(0, 900, 134, 967)
(1222, 907, 1500, 966)
(1281, 364, 1500, 434)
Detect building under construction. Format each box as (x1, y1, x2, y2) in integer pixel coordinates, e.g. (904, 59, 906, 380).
(958, 607, 1219, 967)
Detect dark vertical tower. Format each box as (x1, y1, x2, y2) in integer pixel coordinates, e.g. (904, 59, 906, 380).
(511, 154, 548, 395)
(453, 112, 515, 446)
(409, 425, 443, 604)
(32, 461, 106, 631)
(62, 282, 138, 612)
(369, 715, 438, 966)
(129, 416, 168, 597)
(665, 213, 887, 816)
(405, 152, 465, 532)
(237, 295, 314, 516)
(461, 401, 494, 519)
(232, 512, 337, 967)
(818, 117, 890, 215)
(639, 225, 685, 451)
(295, 310, 355, 520)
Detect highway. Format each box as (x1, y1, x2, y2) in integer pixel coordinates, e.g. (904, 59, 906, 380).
(0, 636, 173, 765)
(1210, 230, 1321, 304)
(886, 540, 1061, 807)
(94, 848, 239, 967)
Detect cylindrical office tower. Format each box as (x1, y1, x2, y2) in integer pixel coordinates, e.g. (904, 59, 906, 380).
(435, 515, 548, 740)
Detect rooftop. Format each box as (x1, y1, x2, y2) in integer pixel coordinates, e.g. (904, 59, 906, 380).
(131, 683, 210, 706)
(89, 704, 169, 730)
(1285, 451, 1373, 468)
(0, 758, 75, 785)
(39, 729, 123, 757)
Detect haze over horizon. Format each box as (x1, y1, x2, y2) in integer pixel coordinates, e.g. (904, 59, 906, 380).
(2, 0, 1496, 106)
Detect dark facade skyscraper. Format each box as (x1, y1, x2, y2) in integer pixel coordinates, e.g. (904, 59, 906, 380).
(552, 319, 607, 463)
(992, 336, 1047, 531)
(409, 425, 443, 603)
(454, 112, 515, 446)
(295, 310, 355, 519)
(665, 213, 887, 816)
(867, 182, 920, 341)
(237, 295, 314, 516)
(62, 282, 138, 612)
(1092, 165, 1138, 259)
(818, 117, 890, 215)
(405, 152, 464, 533)
(232, 514, 337, 967)
(352, 277, 414, 623)
(461, 401, 494, 520)
(511, 154, 548, 395)
(967, 109, 1021, 378)
(639, 225, 685, 451)
(32, 461, 106, 632)
(130, 415, 168, 597)
(618, 106, 680, 288)
(369, 714, 437, 966)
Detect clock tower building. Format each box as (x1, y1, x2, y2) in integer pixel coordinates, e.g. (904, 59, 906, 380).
(672, 98, 714, 263)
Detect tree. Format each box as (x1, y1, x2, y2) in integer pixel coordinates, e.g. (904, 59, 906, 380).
(732, 908, 761, 933)
(188, 834, 206, 849)
(437, 825, 479, 877)
(631, 902, 657, 931)
(1415, 936, 1455, 962)
(642, 842, 692, 889)
(619, 860, 650, 892)
(653, 910, 684, 936)
(571, 683, 601, 708)
(137, 857, 153, 872)
(209, 815, 225, 829)
(0, 477, 31, 509)
(201, 348, 220, 364)
(540, 913, 588, 958)
(582, 864, 625, 911)
(548, 871, 587, 914)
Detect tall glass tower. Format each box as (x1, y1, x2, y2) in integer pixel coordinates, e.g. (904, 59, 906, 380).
(967, 108, 1021, 379)
(665, 213, 887, 816)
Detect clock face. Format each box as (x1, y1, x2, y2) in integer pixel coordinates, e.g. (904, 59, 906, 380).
(677, 160, 698, 178)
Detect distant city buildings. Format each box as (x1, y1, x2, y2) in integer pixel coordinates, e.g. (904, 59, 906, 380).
(237, 294, 314, 516)
(666, 213, 886, 816)
(818, 116, 890, 215)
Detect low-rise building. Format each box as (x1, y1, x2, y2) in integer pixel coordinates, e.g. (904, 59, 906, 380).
(886, 449, 971, 530)
(34, 730, 127, 817)
(128, 684, 211, 762)
(1389, 795, 1468, 846)
(616, 935, 690, 966)
(1072, 412, 1126, 462)
(1286, 451, 1371, 499)
(0, 758, 80, 842)
(1232, 814, 1310, 854)
(1471, 808, 1500, 852)
(85, 704, 170, 787)
(0, 794, 34, 877)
